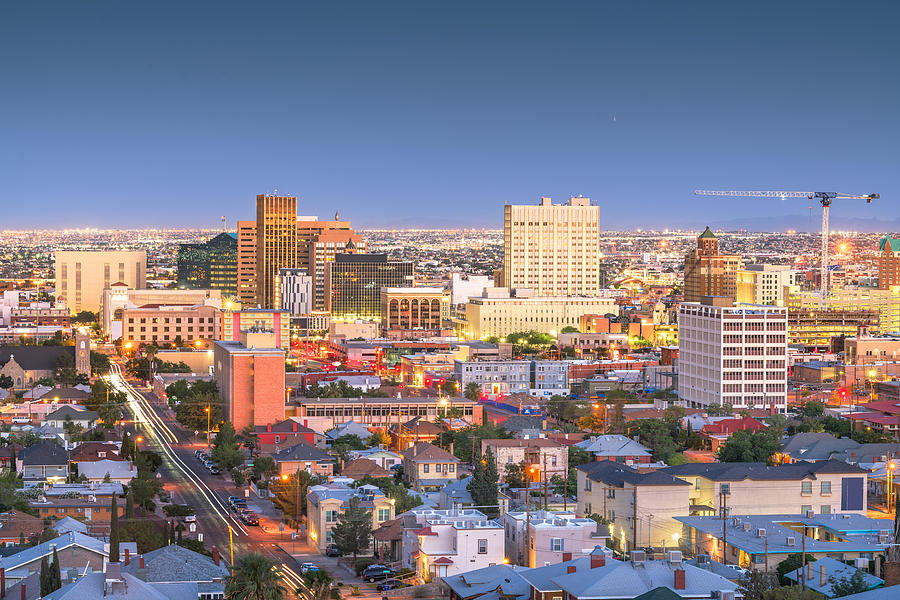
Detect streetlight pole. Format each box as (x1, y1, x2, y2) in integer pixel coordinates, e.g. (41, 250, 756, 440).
(205, 405, 211, 450)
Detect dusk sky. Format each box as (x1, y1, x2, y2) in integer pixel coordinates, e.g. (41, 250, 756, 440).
(2, 1, 897, 230)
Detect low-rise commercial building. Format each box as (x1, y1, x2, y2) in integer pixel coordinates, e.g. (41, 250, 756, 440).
(293, 396, 479, 432)
(454, 360, 530, 397)
(380, 287, 449, 332)
(503, 509, 607, 567)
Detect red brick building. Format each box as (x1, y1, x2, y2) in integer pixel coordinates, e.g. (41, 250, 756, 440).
(214, 330, 286, 432)
(254, 418, 325, 451)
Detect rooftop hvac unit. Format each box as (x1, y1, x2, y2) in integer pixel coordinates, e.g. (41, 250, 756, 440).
(697, 554, 710, 565)
(787, 537, 796, 546)
(743, 522, 752, 532)
(757, 528, 767, 538)
(879, 534, 890, 544)
(631, 550, 646, 565)
(855, 558, 870, 569)
(806, 510, 815, 518)
(667, 550, 683, 564)
(720, 592, 736, 600)
(732, 518, 741, 527)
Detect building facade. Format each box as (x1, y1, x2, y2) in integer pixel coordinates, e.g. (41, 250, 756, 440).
(683, 228, 742, 303)
(482, 438, 568, 482)
(503, 510, 605, 567)
(277, 268, 313, 315)
(255, 194, 298, 309)
(213, 330, 286, 431)
(678, 297, 788, 411)
(878, 235, 900, 289)
(101, 285, 222, 340)
(297, 216, 368, 311)
(455, 359, 531, 397)
(236, 220, 258, 305)
(221, 308, 290, 348)
(380, 287, 449, 332)
(503, 196, 601, 297)
(326, 254, 414, 322)
(121, 303, 221, 347)
(176, 232, 238, 297)
(402, 508, 504, 579)
(55, 250, 146, 313)
(736, 264, 799, 306)
(787, 285, 900, 335)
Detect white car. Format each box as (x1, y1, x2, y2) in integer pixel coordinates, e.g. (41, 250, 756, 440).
(183, 515, 197, 523)
(724, 564, 748, 577)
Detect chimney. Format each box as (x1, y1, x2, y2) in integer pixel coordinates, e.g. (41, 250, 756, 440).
(139, 556, 145, 569)
(267, 424, 272, 432)
(293, 422, 297, 432)
(820, 564, 827, 587)
(124, 548, 130, 565)
(562, 552, 572, 562)
(212, 546, 220, 566)
(591, 555, 606, 569)
(566, 566, 576, 574)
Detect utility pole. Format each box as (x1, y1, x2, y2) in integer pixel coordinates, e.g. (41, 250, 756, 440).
(801, 525, 807, 592)
(764, 536, 768, 573)
(720, 488, 728, 565)
(632, 488, 638, 555)
(542, 453, 548, 510)
(525, 484, 530, 567)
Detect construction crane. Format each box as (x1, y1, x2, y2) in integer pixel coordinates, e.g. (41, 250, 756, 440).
(693, 190, 879, 299)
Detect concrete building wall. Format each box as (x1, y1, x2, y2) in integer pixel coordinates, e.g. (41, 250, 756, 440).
(55, 250, 146, 314)
(464, 296, 618, 340)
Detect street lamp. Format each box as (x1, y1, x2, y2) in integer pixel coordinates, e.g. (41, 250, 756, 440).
(205, 406, 211, 450)
(888, 462, 896, 513)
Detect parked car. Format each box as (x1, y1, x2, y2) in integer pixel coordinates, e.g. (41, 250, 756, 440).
(183, 515, 196, 523)
(299, 563, 320, 574)
(724, 564, 749, 577)
(376, 579, 406, 592)
(362, 565, 393, 583)
(209, 466, 221, 475)
(324, 544, 342, 557)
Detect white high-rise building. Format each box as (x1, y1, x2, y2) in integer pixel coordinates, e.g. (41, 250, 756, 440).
(503, 196, 601, 297)
(276, 268, 313, 316)
(678, 296, 787, 412)
(736, 264, 800, 306)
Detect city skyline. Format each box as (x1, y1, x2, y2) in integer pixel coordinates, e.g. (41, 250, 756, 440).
(2, 1, 898, 229)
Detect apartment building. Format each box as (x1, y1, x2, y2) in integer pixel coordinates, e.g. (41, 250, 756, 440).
(213, 329, 286, 431)
(463, 288, 617, 340)
(576, 461, 691, 553)
(736, 264, 799, 306)
(402, 508, 504, 579)
(503, 196, 602, 297)
(503, 509, 607, 567)
(55, 250, 146, 313)
(454, 359, 530, 397)
(531, 360, 570, 397)
(678, 296, 788, 411)
(326, 254, 414, 322)
(661, 461, 868, 517)
(482, 438, 567, 482)
(306, 483, 394, 553)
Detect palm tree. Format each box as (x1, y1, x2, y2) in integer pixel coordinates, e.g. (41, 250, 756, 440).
(225, 553, 284, 600)
(464, 382, 481, 402)
(302, 569, 338, 600)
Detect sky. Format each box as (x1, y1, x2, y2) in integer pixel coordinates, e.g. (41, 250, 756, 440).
(1, 1, 898, 230)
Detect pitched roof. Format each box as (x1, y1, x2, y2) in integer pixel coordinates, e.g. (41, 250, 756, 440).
(880, 235, 900, 252)
(0, 510, 44, 541)
(395, 416, 444, 435)
(271, 442, 334, 463)
(38, 387, 90, 400)
(633, 587, 690, 600)
(442, 564, 530, 600)
(43, 572, 173, 600)
(661, 459, 867, 482)
(482, 438, 563, 449)
(77, 459, 137, 480)
(576, 435, 652, 457)
(401, 442, 459, 463)
(781, 432, 860, 460)
(372, 518, 403, 542)
(698, 226, 717, 239)
(44, 405, 99, 422)
(70, 443, 124, 462)
(701, 417, 767, 435)
(19, 441, 68, 465)
(578, 460, 689, 487)
(121, 543, 229, 583)
(0, 347, 75, 372)
(52, 517, 89, 535)
(498, 415, 545, 433)
(254, 418, 320, 435)
(783, 556, 882, 595)
(341, 458, 391, 479)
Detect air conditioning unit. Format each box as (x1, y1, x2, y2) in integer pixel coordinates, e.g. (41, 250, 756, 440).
(878, 534, 889, 544)
(855, 558, 870, 569)
(787, 537, 796, 546)
(667, 550, 683, 564)
(697, 554, 710, 565)
(743, 523, 752, 532)
(757, 528, 767, 538)
(806, 510, 815, 518)
(732, 518, 740, 527)
(720, 591, 736, 600)
(631, 550, 646, 564)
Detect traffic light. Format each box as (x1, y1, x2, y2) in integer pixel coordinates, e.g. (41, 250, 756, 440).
(839, 388, 848, 401)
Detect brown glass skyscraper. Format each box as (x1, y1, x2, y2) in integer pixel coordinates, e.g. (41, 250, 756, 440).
(683, 227, 742, 303)
(255, 194, 297, 308)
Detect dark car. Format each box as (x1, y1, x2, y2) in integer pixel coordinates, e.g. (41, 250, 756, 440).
(362, 565, 393, 583)
(376, 579, 406, 591)
(242, 512, 260, 526)
(324, 544, 342, 557)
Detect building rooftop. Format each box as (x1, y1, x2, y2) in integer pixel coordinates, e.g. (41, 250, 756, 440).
(578, 461, 690, 488)
(783, 556, 882, 596)
(575, 435, 652, 458)
(660, 459, 867, 482)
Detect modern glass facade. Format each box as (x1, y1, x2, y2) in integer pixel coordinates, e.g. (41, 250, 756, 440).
(326, 254, 413, 321)
(176, 233, 238, 296)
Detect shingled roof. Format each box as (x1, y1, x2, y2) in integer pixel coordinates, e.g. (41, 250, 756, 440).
(341, 458, 391, 479)
(400, 442, 459, 463)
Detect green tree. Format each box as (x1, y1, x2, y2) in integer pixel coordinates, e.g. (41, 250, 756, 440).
(464, 382, 481, 402)
(560, 326, 579, 334)
(212, 422, 245, 471)
(251, 456, 276, 482)
(368, 430, 392, 448)
(50, 547, 61, 592)
(302, 569, 339, 600)
(829, 570, 869, 597)
(468, 447, 499, 517)
(130, 474, 162, 512)
(705, 403, 734, 417)
(99, 401, 121, 428)
(777, 553, 816, 586)
(0, 374, 13, 389)
(331, 497, 372, 561)
(627, 419, 678, 462)
(551, 471, 576, 498)
(125, 488, 134, 520)
(801, 401, 825, 418)
(109, 494, 120, 563)
(225, 552, 285, 600)
(717, 429, 781, 464)
(40, 556, 52, 596)
(90, 352, 112, 376)
(271, 471, 324, 525)
(504, 461, 528, 489)
(568, 445, 594, 468)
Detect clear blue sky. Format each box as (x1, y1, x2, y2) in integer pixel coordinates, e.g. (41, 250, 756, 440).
(1, 1, 897, 229)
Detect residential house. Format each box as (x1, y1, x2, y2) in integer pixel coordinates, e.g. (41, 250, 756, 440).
(35, 387, 91, 404)
(42, 405, 98, 430)
(661, 460, 870, 518)
(325, 420, 372, 441)
(340, 458, 391, 480)
(0, 531, 137, 587)
(443, 564, 530, 600)
(777, 432, 861, 464)
(18, 442, 68, 483)
(69, 442, 123, 463)
(574, 435, 652, 465)
(306, 483, 394, 553)
(271, 442, 335, 477)
(494, 415, 546, 438)
(848, 400, 900, 440)
(676, 512, 893, 573)
(577, 461, 691, 553)
(121, 542, 229, 594)
(392, 416, 444, 449)
(401, 443, 460, 493)
(254, 418, 326, 452)
(41, 562, 215, 600)
(438, 479, 474, 511)
(482, 439, 567, 482)
(51, 517, 89, 536)
(699, 417, 767, 453)
(402, 508, 504, 579)
(502, 509, 608, 567)
(42, 482, 123, 503)
(30, 495, 124, 522)
(783, 556, 883, 597)
(76, 459, 137, 485)
(0, 510, 44, 547)
(348, 447, 403, 470)
(373, 518, 404, 564)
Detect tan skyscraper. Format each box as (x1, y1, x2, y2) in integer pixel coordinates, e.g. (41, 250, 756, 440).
(255, 194, 298, 309)
(236, 220, 257, 305)
(503, 196, 601, 296)
(55, 250, 146, 313)
(683, 227, 742, 303)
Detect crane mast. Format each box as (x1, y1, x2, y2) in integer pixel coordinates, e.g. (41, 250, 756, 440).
(693, 190, 878, 301)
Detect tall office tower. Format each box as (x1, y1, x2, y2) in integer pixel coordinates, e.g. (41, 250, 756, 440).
(735, 264, 799, 306)
(176, 233, 238, 296)
(325, 254, 414, 322)
(683, 227, 743, 303)
(296, 215, 367, 311)
(276, 268, 313, 315)
(255, 194, 298, 309)
(678, 296, 787, 411)
(878, 235, 900, 289)
(236, 221, 258, 306)
(503, 196, 601, 296)
(55, 250, 146, 313)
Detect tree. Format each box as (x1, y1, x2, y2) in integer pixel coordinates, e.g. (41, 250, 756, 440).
(627, 419, 679, 462)
(739, 570, 779, 600)
(576, 414, 606, 433)
(468, 447, 499, 516)
(212, 422, 245, 471)
(0, 374, 13, 389)
(125, 488, 134, 520)
(302, 569, 339, 600)
(232, 468, 246, 487)
(225, 552, 285, 600)
(109, 495, 120, 563)
(829, 570, 869, 597)
(130, 474, 162, 512)
(706, 403, 734, 417)
(801, 401, 825, 419)
(271, 471, 324, 525)
(90, 352, 111, 376)
(50, 547, 61, 592)
(560, 326, 579, 334)
(464, 382, 481, 402)
(40, 556, 53, 596)
(551, 472, 576, 498)
(368, 430, 392, 448)
(331, 497, 372, 560)
(717, 429, 781, 464)
(504, 461, 528, 489)
(252, 456, 276, 482)
(568, 445, 594, 469)
(777, 553, 816, 585)
(441, 423, 512, 463)
(99, 401, 121, 428)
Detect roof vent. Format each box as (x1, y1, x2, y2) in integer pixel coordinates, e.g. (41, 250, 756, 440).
(757, 528, 766, 538)
(787, 536, 796, 546)
(743, 522, 751, 532)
